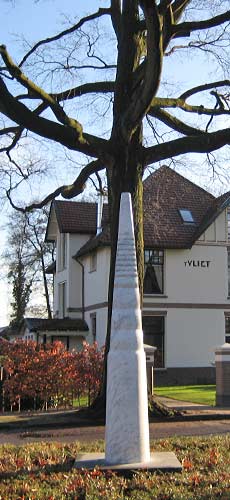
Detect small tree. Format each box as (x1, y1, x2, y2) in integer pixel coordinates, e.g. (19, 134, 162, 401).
(9, 258, 32, 327)
(76, 342, 105, 407)
(6, 212, 33, 327)
(0, 339, 104, 411)
(4, 208, 53, 323)
(23, 208, 53, 319)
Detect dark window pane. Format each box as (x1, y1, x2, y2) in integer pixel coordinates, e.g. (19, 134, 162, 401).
(225, 315, 230, 337)
(226, 316, 230, 334)
(142, 316, 164, 368)
(225, 316, 230, 343)
(228, 250, 230, 296)
(144, 249, 164, 294)
(59, 282, 66, 318)
(91, 314, 97, 342)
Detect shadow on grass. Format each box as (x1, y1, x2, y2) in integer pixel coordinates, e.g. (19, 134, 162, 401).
(0, 409, 106, 431)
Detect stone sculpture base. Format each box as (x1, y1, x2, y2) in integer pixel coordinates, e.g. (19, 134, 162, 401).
(74, 452, 182, 472)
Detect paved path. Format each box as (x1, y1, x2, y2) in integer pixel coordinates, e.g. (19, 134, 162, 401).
(0, 398, 230, 446)
(0, 419, 230, 446)
(159, 397, 230, 415)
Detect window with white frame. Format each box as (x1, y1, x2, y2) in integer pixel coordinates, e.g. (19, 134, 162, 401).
(142, 316, 165, 368)
(58, 233, 67, 270)
(144, 249, 164, 294)
(58, 281, 66, 318)
(90, 251, 97, 272)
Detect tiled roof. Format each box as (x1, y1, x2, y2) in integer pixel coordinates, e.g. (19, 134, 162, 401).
(24, 317, 89, 332)
(75, 225, 111, 258)
(143, 166, 215, 248)
(51, 166, 230, 257)
(54, 200, 109, 234)
(76, 166, 222, 256)
(194, 190, 230, 241)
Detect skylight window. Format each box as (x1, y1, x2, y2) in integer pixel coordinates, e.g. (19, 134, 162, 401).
(179, 209, 195, 223)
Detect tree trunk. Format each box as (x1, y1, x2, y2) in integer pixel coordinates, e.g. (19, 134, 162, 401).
(92, 128, 144, 414)
(91, 3, 146, 414)
(41, 252, 52, 319)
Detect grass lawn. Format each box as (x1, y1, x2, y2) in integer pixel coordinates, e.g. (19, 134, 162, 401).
(0, 386, 215, 424)
(155, 385, 216, 406)
(0, 435, 229, 499)
(73, 395, 88, 408)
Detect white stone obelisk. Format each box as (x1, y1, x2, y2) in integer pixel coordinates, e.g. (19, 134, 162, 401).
(105, 192, 150, 465)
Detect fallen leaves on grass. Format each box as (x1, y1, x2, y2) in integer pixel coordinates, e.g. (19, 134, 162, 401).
(0, 436, 229, 499)
(182, 457, 193, 470)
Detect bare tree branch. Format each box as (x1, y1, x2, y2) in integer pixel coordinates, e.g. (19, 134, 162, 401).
(139, 0, 190, 49)
(0, 46, 85, 135)
(148, 108, 204, 136)
(0, 102, 50, 163)
(0, 2, 230, 224)
(19, 8, 112, 67)
(0, 125, 21, 136)
(122, 0, 163, 140)
(180, 80, 230, 100)
(0, 126, 23, 154)
(52, 82, 115, 102)
(35, 61, 116, 71)
(172, 0, 191, 24)
(6, 159, 108, 213)
(110, 0, 122, 40)
(143, 128, 230, 166)
(173, 11, 230, 38)
(149, 90, 230, 117)
(13, 82, 115, 104)
(0, 76, 111, 158)
(165, 28, 229, 56)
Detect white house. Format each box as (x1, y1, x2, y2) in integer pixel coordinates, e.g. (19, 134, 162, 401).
(42, 166, 230, 384)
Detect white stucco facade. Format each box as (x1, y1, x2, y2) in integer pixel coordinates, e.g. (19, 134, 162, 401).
(164, 245, 227, 303)
(142, 214, 229, 374)
(76, 211, 229, 382)
(53, 212, 229, 368)
(44, 174, 230, 384)
(84, 247, 111, 306)
(83, 247, 110, 345)
(54, 231, 90, 319)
